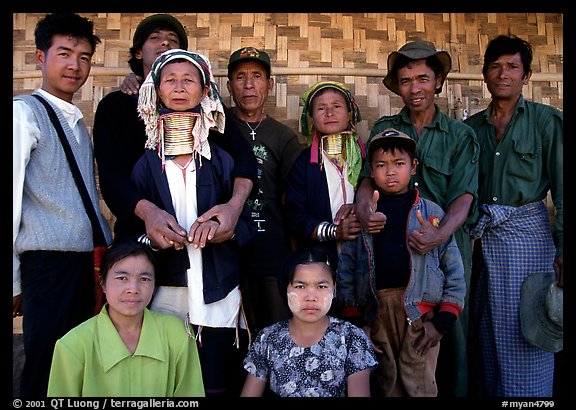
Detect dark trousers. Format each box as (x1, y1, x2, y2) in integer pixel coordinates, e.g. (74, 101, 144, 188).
(191, 325, 249, 397)
(436, 319, 468, 396)
(19, 251, 94, 398)
(436, 230, 473, 397)
(241, 274, 290, 334)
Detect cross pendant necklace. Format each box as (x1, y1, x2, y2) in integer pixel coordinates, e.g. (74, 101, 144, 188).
(244, 117, 263, 140)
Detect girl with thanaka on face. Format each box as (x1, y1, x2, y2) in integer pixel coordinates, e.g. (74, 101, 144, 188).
(285, 81, 365, 271)
(47, 240, 205, 396)
(241, 249, 377, 397)
(133, 49, 256, 397)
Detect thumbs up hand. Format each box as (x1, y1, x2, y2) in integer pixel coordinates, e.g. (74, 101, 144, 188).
(361, 190, 386, 234)
(408, 210, 443, 254)
(369, 190, 379, 213)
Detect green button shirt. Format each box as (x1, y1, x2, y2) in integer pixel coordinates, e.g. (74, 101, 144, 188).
(47, 306, 205, 397)
(363, 105, 480, 224)
(465, 95, 563, 255)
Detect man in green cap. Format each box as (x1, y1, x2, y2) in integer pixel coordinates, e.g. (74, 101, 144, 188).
(225, 47, 303, 336)
(354, 39, 479, 397)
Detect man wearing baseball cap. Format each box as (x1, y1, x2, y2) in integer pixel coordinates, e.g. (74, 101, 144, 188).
(227, 46, 272, 78)
(225, 47, 304, 337)
(94, 15, 257, 252)
(354, 40, 480, 397)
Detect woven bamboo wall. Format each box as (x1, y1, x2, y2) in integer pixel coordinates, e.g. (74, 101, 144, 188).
(13, 12, 563, 138)
(13, 12, 563, 225)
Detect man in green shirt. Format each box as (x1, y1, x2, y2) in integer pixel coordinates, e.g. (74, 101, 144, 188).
(464, 34, 563, 397)
(354, 40, 479, 397)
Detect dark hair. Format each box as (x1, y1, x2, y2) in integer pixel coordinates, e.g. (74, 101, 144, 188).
(391, 54, 444, 94)
(129, 20, 183, 78)
(368, 139, 416, 163)
(277, 248, 336, 304)
(35, 13, 100, 55)
(482, 34, 533, 77)
(99, 240, 158, 282)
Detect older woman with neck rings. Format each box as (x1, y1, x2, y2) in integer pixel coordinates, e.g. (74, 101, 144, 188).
(284, 81, 365, 272)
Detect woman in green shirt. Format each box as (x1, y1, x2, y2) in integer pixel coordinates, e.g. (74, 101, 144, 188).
(47, 240, 205, 397)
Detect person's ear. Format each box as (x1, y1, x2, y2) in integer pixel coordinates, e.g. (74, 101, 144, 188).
(35, 50, 45, 68)
(411, 158, 418, 175)
(201, 85, 209, 99)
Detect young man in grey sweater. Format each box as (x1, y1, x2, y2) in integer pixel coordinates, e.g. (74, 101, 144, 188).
(13, 13, 111, 397)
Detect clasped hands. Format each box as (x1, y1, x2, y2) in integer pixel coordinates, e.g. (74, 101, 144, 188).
(144, 203, 238, 251)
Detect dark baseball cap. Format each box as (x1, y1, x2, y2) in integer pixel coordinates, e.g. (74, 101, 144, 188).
(133, 14, 188, 50)
(368, 128, 416, 160)
(227, 47, 271, 78)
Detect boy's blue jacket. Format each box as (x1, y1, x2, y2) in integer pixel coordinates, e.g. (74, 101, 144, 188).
(337, 189, 466, 325)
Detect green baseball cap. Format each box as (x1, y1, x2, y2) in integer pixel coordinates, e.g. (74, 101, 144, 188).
(227, 47, 271, 78)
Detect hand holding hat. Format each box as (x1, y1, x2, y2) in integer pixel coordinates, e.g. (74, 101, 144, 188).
(520, 271, 563, 352)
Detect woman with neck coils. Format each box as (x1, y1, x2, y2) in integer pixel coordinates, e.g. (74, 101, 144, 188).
(285, 81, 365, 284)
(132, 49, 257, 397)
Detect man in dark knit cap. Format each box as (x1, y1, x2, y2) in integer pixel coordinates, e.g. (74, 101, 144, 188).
(93, 14, 257, 248)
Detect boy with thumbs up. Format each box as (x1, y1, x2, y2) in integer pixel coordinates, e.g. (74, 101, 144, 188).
(336, 128, 466, 397)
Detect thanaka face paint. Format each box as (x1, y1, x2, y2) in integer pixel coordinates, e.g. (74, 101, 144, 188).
(287, 289, 333, 321)
(286, 263, 335, 322)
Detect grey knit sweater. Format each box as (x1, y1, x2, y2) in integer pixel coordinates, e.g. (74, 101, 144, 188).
(13, 93, 112, 254)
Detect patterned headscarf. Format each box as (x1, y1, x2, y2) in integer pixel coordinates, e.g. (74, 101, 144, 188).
(138, 49, 225, 163)
(300, 80, 362, 143)
(299, 81, 365, 189)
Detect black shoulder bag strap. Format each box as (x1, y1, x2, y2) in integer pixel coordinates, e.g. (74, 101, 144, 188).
(32, 94, 107, 247)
